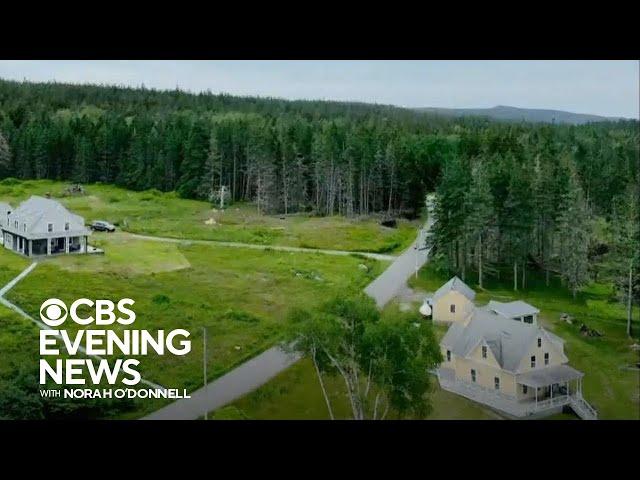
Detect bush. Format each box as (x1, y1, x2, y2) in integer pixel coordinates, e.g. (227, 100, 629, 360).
(222, 309, 261, 324)
(0, 177, 20, 186)
(152, 294, 171, 305)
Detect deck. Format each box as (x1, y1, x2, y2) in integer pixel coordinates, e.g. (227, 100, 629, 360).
(437, 367, 597, 420)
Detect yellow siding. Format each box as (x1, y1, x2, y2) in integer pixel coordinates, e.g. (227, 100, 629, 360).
(516, 332, 567, 373)
(433, 291, 474, 324)
(453, 356, 517, 396)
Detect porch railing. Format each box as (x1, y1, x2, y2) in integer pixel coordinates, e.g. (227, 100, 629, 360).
(437, 369, 594, 418)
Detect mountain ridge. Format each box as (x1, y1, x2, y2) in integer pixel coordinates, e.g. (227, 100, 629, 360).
(415, 105, 629, 125)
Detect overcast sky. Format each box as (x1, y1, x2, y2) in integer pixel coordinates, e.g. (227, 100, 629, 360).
(0, 60, 637, 118)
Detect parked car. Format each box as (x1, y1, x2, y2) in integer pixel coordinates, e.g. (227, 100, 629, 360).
(90, 220, 116, 232)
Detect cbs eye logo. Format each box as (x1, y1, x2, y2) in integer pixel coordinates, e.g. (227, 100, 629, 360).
(40, 298, 68, 327)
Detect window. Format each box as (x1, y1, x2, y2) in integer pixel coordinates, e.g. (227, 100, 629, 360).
(530, 355, 536, 368)
(22, 223, 26, 232)
(470, 369, 476, 382)
(537, 338, 542, 348)
(14, 220, 18, 229)
(525, 315, 534, 324)
(544, 352, 549, 365)
(450, 304, 456, 313)
(65, 222, 69, 231)
(522, 385, 528, 394)
(494, 377, 500, 390)
(48, 223, 53, 233)
(481, 345, 487, 359)
(446, 350, 451, 362)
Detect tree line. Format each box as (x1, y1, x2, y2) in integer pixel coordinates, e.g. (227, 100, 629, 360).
(0, 79, 638, 325)
(429, 124, 639, 334)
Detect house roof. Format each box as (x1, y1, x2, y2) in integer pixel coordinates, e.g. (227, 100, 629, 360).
(432, 276, 476, 303)
(488, 300, 540, 319)
(440, 306, 562, 373)
(516, 364, 583, 388)
(6, 196, 89, 237)
(0, 201, 12, 213)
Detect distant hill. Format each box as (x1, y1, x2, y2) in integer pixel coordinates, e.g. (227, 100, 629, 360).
(415, 105, 627, 125)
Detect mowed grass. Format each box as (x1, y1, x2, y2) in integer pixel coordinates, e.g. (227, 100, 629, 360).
(0, 179, 418, 253)
(408, 265, 640, 420)
(216, 357, 498, 420)
(0, 304, 40, 378)
(5, 234, 386, 418)
(0, 246, 30, 287)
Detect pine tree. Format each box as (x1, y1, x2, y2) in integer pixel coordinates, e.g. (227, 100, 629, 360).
(555, 160, 592, 299)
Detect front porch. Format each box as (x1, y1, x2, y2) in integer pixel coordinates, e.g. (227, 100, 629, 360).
(438, 367, 597, 420)
(2, 232, 90, 257)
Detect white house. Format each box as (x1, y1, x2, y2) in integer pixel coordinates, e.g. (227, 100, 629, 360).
(1, 196, 91, 257)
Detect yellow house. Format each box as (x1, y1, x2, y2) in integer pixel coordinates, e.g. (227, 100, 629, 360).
(436, 296, 597, 420)
(428, 276, 476, 324)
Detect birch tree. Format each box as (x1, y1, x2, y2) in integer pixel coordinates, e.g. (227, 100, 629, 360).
(284, 296, 442, 420)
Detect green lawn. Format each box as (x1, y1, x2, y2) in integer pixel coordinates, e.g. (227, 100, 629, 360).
(408, 265, 640, 420)
(0, 246, 30, 286)
(4, 233, 387, 418)
(0, 304, 39, 378)
(0, 179, 418, 254)
(216, 357, 498, 420)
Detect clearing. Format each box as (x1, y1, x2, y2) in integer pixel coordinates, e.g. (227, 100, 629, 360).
(0, 179, 418, 254)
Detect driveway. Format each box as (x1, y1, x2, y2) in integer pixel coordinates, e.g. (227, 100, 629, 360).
(144, 347, 301, 420)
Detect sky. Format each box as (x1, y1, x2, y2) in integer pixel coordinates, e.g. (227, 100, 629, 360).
(0, 60, 637, 118)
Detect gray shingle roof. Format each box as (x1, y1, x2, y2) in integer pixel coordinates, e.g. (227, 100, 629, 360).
(440, 306, 560, 373)
(0, 201, 12, 213)
(432, 276, 476, 302)
(488, 300, 539, 319)
(516, 364, 583, 388)
(4, 196, 90, 238)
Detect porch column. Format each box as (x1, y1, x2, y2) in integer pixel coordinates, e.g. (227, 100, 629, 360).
(65, 236, 69, 254)
(47, 238, 51, 255)
(535, 387, 538, 409)
(29, 240, 32, 256)
(550, 384, 553, 401)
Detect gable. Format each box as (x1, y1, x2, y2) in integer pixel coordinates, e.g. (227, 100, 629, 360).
(467, 339, 501, 368)
(516, 330, 567, 373)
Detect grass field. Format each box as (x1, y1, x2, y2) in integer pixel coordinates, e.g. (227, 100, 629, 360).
(0, 246, 30, 287)
(0, 179, 418, 253)
(3, 232, 387, 418)
(216, 356, 498, 420)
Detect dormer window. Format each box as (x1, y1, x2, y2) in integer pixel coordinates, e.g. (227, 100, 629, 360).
(450, 304, 456, 313)
(22, 223, 26, 232)
(48, 223, 53, 232)
(481, 345, 487, 359)
(65, 222, 70, 231)
(14, 220, 18, 229)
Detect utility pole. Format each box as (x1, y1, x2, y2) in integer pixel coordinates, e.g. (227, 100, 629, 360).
(219, 185, 227, 210)
(415, 228, 427, 279)
(203, 326, 208, 420)
(628, 259, 634, 338)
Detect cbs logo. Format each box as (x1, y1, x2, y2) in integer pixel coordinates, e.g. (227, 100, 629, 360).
(39, 298, 136, 327)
